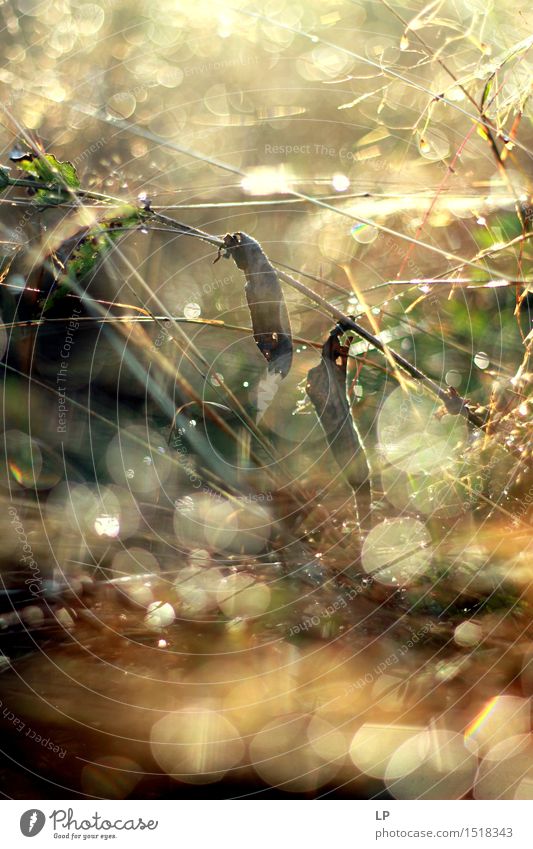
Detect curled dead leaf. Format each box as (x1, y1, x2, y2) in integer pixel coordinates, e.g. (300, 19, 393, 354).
(222, 232, 293, 378)
(306, 324, 373, 530)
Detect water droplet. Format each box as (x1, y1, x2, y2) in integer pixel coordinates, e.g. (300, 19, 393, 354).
(184, 302, 201, 319)
(332, 173, 350, 192)
(94, 514, 120, 537)
(474, 352, 490, 370)
(445, 370, 462, 388)
(351, 222, 378, 244)
(418, 128, 450, 161)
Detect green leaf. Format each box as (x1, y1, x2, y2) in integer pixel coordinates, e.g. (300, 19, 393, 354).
(66, 206, 143, 278)
(18, 153, 80, 198)
(40, 206, 145, 313)
(481, 78, 493, 111)
(0, 167, 10, 190)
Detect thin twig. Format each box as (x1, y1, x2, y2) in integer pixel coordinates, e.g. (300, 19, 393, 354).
(0, 170, 488, 430)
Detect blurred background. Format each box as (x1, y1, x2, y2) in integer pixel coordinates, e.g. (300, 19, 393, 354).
(0, 0, 532, 799)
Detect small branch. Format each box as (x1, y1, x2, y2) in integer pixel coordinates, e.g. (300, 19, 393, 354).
(272, 265, 487, 429)
(2, 176, 487, 429)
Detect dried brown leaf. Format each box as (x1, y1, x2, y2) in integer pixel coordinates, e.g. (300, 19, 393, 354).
(222, 232, 293, 377)
(306, 326, 373, 529)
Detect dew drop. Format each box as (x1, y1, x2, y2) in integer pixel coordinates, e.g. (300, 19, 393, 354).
(474, 352, 490, 370)
(184, 302, 201, 319)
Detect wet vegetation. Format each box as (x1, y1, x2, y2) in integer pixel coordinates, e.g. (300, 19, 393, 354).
(0, 0, 532, 799)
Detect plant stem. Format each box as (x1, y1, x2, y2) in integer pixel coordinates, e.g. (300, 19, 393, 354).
(3, 175, 486, 428)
